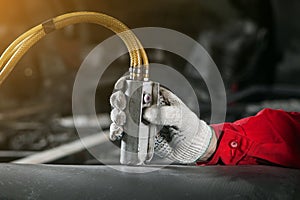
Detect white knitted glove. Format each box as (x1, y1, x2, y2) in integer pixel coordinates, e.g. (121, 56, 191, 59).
(110, 76, 216, 164)
(109, 76, 128, 141)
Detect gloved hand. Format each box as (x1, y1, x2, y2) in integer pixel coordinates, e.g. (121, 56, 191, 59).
(110, 76, 217, 164)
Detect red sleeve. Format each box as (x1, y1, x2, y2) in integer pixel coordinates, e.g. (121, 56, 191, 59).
(198, 108, 300, 168)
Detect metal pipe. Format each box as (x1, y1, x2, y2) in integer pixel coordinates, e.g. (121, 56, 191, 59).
(12, 131, 109, 164)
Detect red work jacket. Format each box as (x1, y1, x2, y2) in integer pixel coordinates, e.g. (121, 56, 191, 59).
(200, 108, 300, 168)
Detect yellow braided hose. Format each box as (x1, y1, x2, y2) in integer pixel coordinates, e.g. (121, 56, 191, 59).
(0, 29, 41, 68)
(0, 32, 43, 85)
(0, 11, 149, 85)
(1, 12, 143, 68)
(0, 13, 141, 70)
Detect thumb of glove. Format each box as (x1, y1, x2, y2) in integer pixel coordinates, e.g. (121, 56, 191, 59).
(143, 105, 183, 128)
(143, 87, 192, 130)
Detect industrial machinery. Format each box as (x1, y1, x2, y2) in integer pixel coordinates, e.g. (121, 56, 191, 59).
(1, 8, 300, 200)
(0, 11, 159, 165)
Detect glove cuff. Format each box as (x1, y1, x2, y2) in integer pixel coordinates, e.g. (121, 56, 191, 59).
(170, 119, 213, 164)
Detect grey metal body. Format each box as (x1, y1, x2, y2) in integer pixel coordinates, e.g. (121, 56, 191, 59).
(0, 164, 299, 200)
(120, 80, 160, 165)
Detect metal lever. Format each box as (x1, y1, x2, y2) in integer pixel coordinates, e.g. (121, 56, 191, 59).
(120, 80, 160, 165)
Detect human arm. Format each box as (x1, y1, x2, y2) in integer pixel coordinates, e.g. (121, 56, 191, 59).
(202, 108, 300, 168)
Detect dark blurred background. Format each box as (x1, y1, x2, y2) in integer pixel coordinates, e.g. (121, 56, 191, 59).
(0, 0, 300, 164)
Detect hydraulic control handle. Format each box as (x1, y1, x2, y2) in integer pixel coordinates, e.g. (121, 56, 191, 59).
(120, 80, 160, 165)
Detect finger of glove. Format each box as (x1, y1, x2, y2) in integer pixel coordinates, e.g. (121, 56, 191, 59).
(114, 75, 129, 90)
(110, 91, 126, 110)
(160, 87, 184, 106)
(144, 105, 183, 128)
(110, 123, 123, 141)
(110, 108, 126, 126)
